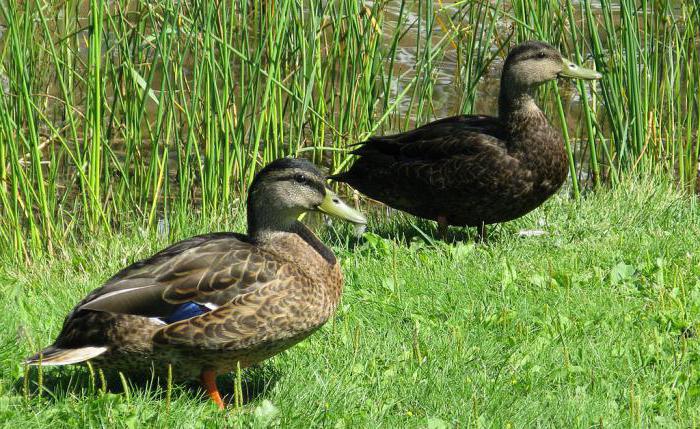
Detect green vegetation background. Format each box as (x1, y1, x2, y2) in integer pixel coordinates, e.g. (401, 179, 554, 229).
(1, 0, 699, 426)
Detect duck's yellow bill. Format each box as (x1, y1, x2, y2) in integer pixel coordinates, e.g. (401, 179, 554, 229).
(559, 57, 602, 80)
(318, 189, 367, 224)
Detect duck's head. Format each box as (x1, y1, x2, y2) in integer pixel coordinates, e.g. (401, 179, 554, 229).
(247, 158, 366, 235)
(502, 40, 602, 90)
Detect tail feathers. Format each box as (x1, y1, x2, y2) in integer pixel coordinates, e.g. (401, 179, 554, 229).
(24, 346, 108, 366)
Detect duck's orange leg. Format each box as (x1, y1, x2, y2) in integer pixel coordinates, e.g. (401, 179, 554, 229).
(200, 369, 225, 410)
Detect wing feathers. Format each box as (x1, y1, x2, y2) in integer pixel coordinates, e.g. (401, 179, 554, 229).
(80, 284, 176, 317)
(76, 234, 281, 321)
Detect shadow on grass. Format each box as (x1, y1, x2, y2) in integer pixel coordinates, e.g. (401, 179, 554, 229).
(13, 362, 280, 407)
(357, 217, 510, 245)
(319, 203, 520, 250)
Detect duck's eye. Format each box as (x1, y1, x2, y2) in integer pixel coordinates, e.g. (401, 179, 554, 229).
(537, 52, 546, 59)
(293, 174, 307, 184)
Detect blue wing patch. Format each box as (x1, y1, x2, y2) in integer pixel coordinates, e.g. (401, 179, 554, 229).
(162, 302, 211, 324)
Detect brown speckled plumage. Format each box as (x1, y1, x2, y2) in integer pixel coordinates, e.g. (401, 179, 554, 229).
(25, 158, 366, 408)
(37, 231, 342, 381)
(331, 41, 601, 229)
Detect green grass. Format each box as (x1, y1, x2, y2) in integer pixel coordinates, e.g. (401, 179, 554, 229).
(1, 177, 699, 427)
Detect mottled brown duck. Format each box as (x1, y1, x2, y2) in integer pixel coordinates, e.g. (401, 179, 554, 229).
(331, 41, 601, 238)
(25, 158, 366, 409)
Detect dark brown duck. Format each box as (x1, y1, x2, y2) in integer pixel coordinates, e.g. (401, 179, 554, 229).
(331, 41, 602, 236)
(24, 158, 366, 409)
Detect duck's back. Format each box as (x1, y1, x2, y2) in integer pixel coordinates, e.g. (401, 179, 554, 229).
(332, 114, 568, 226)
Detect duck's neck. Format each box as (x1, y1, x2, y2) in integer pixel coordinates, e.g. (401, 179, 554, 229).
(248, 208, 336, 265)
(498, 81, 549, 138)
(247, 202, 298, 242)
(497, 78, 568, 189)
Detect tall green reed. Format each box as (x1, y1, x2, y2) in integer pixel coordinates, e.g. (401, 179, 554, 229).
(0, 0, 459, 261)
(592, 0, 699, 190)
(0, 0, 697, 263)
(511, 0, 698, 196)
